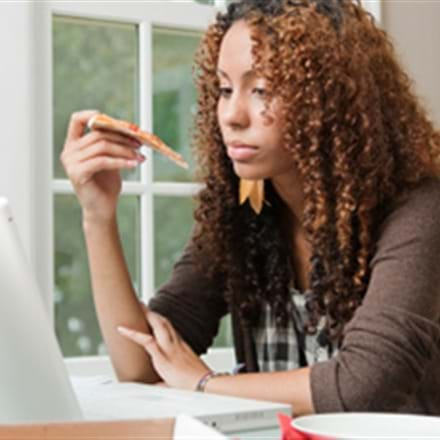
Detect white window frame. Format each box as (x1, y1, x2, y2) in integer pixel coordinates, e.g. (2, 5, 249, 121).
(364, 1, 382, 23)
(34, 0, 235, 372)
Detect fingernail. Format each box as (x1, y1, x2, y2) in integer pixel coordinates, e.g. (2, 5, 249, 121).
(131, 139, 142, 147)
(117, 326, 130, 335)
(136, 153, 146, 162)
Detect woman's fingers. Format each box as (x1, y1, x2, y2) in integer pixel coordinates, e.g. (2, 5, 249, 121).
(65, 110, 100, 145)
(62, 130, 143, 163)
(116, 308, 180, 359)
(62, 131, 142, 164)
(62, 132, 145, 185)
(76, 130, 142, 152)
(117, 322, 210, 391)
(71, 156, 140, 185)
(117, 326, 153, 345)
(73, 140, 145, 164)
(117, 326, 166, 362)
(145, 310, 179, 353)
(62, 118, 142, 165)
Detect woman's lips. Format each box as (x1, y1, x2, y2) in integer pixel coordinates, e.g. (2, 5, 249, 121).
(227, 144, 259, 161)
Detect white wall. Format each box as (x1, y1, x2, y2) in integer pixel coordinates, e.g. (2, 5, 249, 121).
(383, 1, 440, 127)
(0, 1, 35, 262)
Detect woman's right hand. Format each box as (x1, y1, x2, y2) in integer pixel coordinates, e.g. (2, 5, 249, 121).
(60, 110, 145, 223)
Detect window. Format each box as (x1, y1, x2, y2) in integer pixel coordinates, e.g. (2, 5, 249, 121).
(47, 2, 233, 359)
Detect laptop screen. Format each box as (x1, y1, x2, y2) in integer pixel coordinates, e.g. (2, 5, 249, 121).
(0, 197, 83, 424)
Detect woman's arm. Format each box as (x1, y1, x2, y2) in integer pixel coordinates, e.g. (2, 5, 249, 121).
(83, 217, 160, 383)
(311, 180, 440, 412)
(204, 368, 313, 416)
(61, 110, 158, 383)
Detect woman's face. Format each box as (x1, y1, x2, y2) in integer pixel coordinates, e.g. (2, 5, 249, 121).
(217, 20, 295, 181)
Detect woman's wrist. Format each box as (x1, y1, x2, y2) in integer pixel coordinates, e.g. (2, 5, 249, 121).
(195, 370, 231, 392)
(82, 212, 117, 231)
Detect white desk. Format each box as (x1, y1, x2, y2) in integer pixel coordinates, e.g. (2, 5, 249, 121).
(71, 376, 284, 439)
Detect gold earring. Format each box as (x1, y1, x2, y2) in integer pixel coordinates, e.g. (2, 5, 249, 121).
(239, 179, 265, 215)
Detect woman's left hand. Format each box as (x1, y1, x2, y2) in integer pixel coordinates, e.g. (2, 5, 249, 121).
(117, 306, 211, 390)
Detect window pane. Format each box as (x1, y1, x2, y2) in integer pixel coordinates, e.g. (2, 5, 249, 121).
(154, 195, 231, 347)
(213, 316, 233, 348)
(54, 194, 140, 356)
(53, 16, 139, 181)
(154, 196, 195, 288)
(152, 27, 200, 182)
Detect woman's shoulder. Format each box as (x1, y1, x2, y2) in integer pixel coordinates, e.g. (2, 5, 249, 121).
(376, 177, 440, 245)
(371, 178, 440, 265)
(400, 176, 440, 206)
(366, 178, 440, 318)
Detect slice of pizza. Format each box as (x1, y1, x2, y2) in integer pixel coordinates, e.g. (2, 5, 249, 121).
(87, 113, 189, 169)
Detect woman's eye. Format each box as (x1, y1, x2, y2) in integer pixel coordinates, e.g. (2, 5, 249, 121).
(253, 87, 266, 97)
(219, 87, 232, 97)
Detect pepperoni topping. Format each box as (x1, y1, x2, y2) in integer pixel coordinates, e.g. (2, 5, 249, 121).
(128, 123, 140, 132)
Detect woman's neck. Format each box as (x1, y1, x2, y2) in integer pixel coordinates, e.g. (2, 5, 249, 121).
(270, 172, 304, 230)
(271, 173, 311, 291)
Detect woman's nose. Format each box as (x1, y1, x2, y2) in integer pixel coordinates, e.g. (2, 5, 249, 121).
(221, 96, 250, 129)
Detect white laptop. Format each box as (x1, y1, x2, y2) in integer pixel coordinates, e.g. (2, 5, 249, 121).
(0, 197, 291, 433)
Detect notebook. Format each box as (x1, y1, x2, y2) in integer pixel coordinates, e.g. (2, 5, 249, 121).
(0, 197, 291, 433)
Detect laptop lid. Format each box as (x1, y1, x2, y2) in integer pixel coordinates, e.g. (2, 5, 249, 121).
(0, 197, 83, 424)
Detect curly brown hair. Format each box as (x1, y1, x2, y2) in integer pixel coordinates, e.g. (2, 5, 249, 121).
(191, 0, 440, 345)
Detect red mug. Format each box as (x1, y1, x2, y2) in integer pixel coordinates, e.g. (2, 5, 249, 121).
(286, 413, 440, 439)
(279, 413, 334, 440)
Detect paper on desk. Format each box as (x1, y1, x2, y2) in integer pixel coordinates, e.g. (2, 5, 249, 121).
(70, 375, 114, 388)
(174, 414, 229, 439)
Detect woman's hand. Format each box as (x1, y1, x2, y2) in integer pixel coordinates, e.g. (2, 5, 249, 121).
(117, 306, 211, 391)
(60, 110, 145, 223)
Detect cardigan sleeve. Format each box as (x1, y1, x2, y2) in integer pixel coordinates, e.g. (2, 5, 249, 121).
(148, 238, 228, 356)
(310, 180, 440, 412)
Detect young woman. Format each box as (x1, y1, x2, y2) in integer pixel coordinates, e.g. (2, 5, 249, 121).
(61, 0, 440, 415)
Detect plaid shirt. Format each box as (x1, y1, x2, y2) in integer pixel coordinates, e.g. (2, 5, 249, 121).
(253, 288, 334, 372)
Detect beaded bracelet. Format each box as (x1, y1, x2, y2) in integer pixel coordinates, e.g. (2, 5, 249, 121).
(195, 371, 231, 392)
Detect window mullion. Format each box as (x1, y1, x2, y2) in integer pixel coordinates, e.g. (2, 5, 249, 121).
(139, 19, 155, 303)
(36, 2, 55, 322)
(153, 182, 203, 197)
